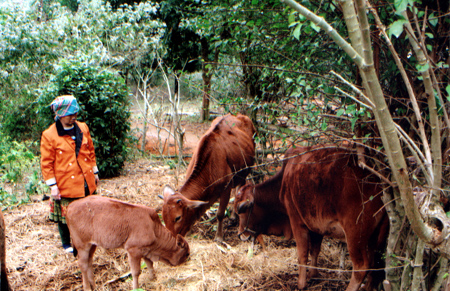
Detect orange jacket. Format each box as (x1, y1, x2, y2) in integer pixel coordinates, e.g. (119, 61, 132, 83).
(41, 121, 98, 198)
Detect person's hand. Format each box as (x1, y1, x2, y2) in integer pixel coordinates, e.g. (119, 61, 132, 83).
(50, 186, 61, 200)
(95, 174, 99, 185)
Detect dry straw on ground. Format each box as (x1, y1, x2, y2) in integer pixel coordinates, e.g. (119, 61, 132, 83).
(4, 160, 351, 291)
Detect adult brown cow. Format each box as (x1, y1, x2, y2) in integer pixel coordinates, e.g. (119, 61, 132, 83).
(237, 145, 388, 290)
(162, 113, 256, 242)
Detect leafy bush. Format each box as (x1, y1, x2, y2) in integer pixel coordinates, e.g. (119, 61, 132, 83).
(36, 56, 133, 178)
(0, 131, 42, 207)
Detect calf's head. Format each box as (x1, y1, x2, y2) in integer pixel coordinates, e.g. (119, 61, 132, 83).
(234, 183, 262, 241)
(162, 186, 208, 236)
(161, 234, 190, 266)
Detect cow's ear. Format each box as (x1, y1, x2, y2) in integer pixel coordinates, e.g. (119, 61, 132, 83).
(237, 200, 253, 214)
(162, 185, 175, 199)
(176, 234, 187, 248)
(185, 199, 208, 209)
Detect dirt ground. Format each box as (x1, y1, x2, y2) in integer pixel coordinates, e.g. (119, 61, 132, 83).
(3, 117, 353, 291)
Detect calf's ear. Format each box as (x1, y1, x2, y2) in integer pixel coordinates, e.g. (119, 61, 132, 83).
(237, 201, 253, 214)
(176, 234, 187, 248)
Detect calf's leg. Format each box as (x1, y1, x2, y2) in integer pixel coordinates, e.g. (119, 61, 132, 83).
(77, 245, 97, 291)
(143, 258, 155, 280)
(127, 248, 143, 290)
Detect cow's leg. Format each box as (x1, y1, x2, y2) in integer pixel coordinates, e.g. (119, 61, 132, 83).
(127, 248, 143, 290)
(77, 245, 96, 291)
(287, 212, 310, 290)
(215, 187, 232, 242)
(229, 186, 240, 221)
(143, 258, 155, 280)
(338, 242, 347, 279)
(308, 232, 323, 279)
(345, 236, 371, 291)
(363, 215, 389, 290)
(256, 234, 266, 252)
(294, 228, 310, 289)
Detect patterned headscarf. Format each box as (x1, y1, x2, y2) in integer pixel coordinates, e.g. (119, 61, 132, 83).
(50, 95, 80, 120)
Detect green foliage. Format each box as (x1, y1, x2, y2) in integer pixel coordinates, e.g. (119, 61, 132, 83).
(0, 0, 163, 144)
(185, 0, 357, 145)
(158, 0, 202, 73)
(36, 56, 133, 178)
(0, 132, 42, 207)
(107, 0, 145, 10)
(58, 0, 78, 12)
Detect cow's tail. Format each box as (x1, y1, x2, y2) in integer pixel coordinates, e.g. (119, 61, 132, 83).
(376, 213, 390, 251)
(367, 212, 390, 289)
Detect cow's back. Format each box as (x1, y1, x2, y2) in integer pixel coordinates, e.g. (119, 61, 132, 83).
(280, 146, 384, 239)
(67, 196, 158, 249)
(182, 113, 256, 199)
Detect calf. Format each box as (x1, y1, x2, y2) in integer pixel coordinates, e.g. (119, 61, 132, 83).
(162, 113, 255, 241)
(66, 195, 190, 291)
(0, 211, 11, 291)
(234, 150, 294, 247)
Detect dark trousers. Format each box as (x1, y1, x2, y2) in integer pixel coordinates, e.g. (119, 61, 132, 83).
(58, 222, 71, 247)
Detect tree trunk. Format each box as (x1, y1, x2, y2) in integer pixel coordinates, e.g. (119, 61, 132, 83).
(201, 38, 211, 121)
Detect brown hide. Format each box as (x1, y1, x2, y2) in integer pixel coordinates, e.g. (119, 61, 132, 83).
(66, 196, 189, 291)
(162, 114, 256, 241)
(279, 146, 388, 291)
(0, 211, 11, 291)
(234, 147, 296, 242)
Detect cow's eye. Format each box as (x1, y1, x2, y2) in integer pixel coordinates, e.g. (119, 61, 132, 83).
(174, 216, 181, 223)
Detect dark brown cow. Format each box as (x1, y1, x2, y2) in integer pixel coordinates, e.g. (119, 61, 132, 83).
(0, 211, 11, 291)
(280, 145, 388, 291)
(234, 149, 294, 248)
(162, 113, 256, 241)
(237, 145, 388, 290)
(66, 196, 190, 291)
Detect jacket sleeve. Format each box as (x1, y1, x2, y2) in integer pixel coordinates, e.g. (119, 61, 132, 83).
(40, 132, 57, 186)
(85, 125, 99, 174)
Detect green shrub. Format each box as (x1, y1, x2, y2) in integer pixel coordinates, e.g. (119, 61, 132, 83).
(36, 56, 134, 178)
(0, 131, 42, 207)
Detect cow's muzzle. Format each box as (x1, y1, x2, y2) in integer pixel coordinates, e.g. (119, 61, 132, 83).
(238, 228, 258, 241)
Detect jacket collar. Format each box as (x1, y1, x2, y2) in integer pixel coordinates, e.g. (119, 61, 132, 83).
(55, 120, 84, 157)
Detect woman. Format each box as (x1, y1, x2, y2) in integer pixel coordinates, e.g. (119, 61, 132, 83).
(40, 95, 99, 253)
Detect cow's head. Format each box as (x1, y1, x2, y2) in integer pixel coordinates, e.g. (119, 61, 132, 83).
(158, 234, 190, 266)
(161, 185, 208, 237)
(234, 182, 261, 241)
